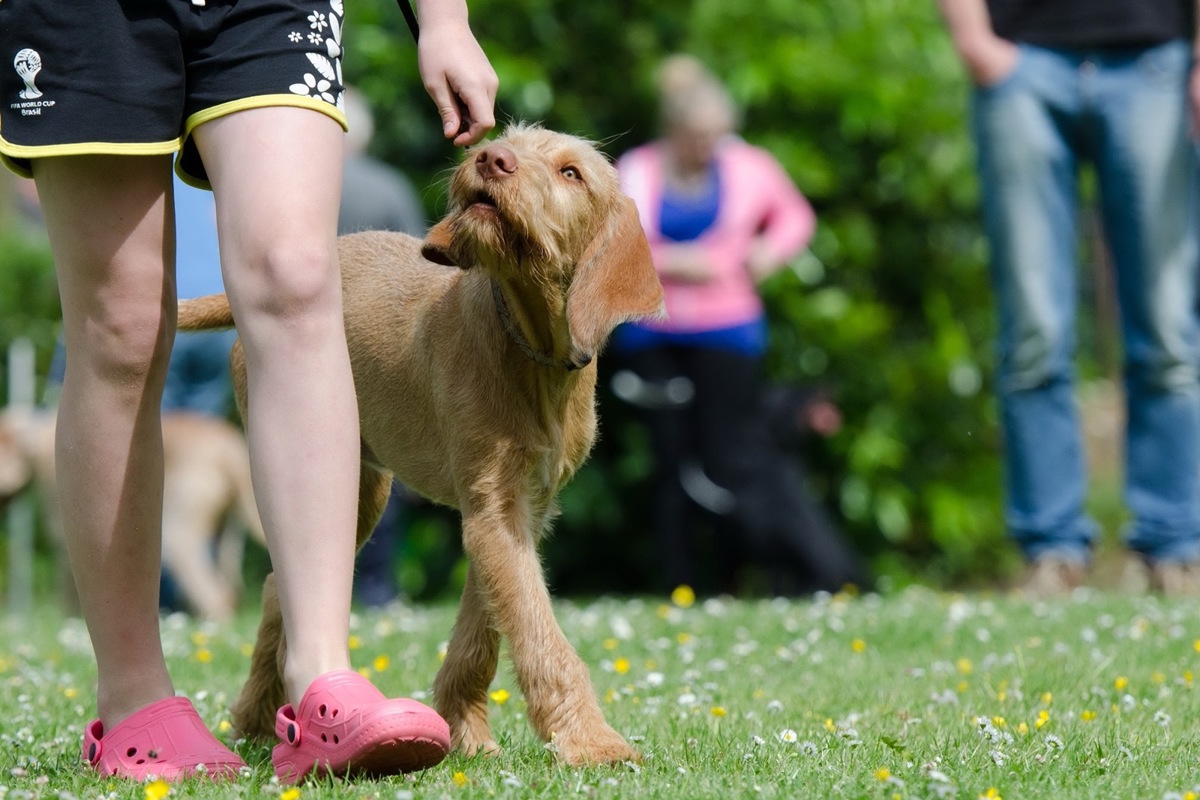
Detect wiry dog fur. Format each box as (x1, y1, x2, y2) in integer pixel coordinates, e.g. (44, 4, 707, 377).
(177, 123, 664, 765)
(0, 406, 265, 620)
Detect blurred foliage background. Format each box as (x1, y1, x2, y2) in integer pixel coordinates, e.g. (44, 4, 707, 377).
(1, 0, 1126, 601)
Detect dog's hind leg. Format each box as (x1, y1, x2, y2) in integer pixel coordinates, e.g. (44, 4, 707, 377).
(231, 572, 288, 740)
(459, 499, 637, 766)
(433, 566, 501, 757)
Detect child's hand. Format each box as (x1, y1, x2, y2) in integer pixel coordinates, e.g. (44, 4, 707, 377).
(416, 14, 498, 147)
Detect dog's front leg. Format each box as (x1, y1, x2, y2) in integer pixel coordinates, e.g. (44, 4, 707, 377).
(433, 566, 502, 756)
(455, 501, 638, 766)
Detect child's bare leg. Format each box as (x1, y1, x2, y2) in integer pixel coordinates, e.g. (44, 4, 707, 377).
(33, 155, 176, 725)
(194, 108, 359, 706)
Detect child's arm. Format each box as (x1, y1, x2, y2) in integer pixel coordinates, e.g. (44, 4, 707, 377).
(414, 0, 499, 146)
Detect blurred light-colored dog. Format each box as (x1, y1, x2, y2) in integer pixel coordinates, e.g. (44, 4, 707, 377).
(0, 406, 265, 620)
(178, 123, 663, 766)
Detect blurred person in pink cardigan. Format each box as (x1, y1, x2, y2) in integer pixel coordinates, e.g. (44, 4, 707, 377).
(614, 55, 862, 595)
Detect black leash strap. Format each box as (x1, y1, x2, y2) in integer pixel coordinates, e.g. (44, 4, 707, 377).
(397, 0, 420, 42)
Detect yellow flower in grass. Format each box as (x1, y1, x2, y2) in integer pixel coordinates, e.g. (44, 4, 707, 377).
(671, 584, 695, 608)
(956, 658, 973, 675)
(1035, 710, 1050, 729)
(1183, 792, 1197, 800)
(824, 718, 836, 733)
(1114, 676, 1128, 691)
(1017, 722, 1029, 735)
(613, 657, 631, 675)
(280, 789, 301, 800)
(144, 779, 170, 800)
(218, 720, 232, 733)
(676, 632, 693, 645)
(64, 687, 78, 699)
(603, 638, 619, 651)
(710, 706, 727, 718)
(490, 688, 510, 705)
(194, 649, 213, 664)
(992, 716, 1006, 728)
(348, 634, 362, 650)
(979, 788, 1002, 800)
(373, 654, 390, 672)
(851, 638, 867, 653)
(1080, 710, 1096, 722)
(452, 771, 469, 787)
(1041, 692, 1053, 705)
(874, 767, 891, 781)
(1193, 639, 1200, 653)
(1152, 671, 1166, 684)
(240, 643, 254, 657)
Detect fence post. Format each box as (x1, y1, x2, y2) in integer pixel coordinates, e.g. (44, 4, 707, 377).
(6, 337, 36, 616)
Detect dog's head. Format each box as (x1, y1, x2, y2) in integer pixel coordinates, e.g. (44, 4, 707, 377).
(422, 123, 664, 366)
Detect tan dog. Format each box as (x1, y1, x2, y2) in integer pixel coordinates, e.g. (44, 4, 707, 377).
(177, 123, 664, 765)
(0, 406, 266, 620)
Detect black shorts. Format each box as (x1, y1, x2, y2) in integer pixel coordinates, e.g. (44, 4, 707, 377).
(0, 0, 348, 188)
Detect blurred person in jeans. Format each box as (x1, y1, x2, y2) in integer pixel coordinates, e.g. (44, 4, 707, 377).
(615, 55, 852, 595)
(937, 0, 1200, 595)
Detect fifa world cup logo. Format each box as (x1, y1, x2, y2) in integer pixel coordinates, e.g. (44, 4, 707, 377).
(14, 48, 43, 100)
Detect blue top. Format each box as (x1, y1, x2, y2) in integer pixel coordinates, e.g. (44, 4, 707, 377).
(615, 162, 767, 356)
(658, 165, 721, 242)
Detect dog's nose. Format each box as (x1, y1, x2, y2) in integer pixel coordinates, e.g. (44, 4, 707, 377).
(475, 145, 518, 179)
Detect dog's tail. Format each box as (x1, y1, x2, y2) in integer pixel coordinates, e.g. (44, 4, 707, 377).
(178, 293, 235, 331)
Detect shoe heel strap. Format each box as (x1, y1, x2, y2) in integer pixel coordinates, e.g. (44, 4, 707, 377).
(275, 705, 301, 747)
(82, 720, 104, 765)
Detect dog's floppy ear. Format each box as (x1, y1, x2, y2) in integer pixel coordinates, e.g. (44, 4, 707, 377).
(566, 196, 664, 365)
(421, 217, 459, 266)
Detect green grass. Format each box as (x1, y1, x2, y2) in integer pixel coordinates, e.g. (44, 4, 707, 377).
(2, 588, 1199, 799)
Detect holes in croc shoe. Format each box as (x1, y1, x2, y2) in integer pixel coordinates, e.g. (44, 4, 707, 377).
(333, 734, 340, 744)
(126, 747, 138, 757)
(318, 704, 328, 718)
(321, 733, 328, 742)
(331, 708, 339, 719)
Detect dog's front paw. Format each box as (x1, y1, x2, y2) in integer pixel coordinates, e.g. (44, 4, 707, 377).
(446, 703, 502, 758)
(552, 723, 639, 766)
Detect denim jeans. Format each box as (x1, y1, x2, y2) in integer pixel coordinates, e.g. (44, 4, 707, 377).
(972, 39, 1200, 563)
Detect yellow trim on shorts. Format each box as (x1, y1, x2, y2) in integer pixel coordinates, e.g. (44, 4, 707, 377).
(177, 94, 349, 190)
(0, 136, 181, 178)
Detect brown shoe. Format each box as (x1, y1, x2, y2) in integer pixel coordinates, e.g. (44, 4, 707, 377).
(1149, 560, 1200, 598)
(1019, 556, 1086, 599)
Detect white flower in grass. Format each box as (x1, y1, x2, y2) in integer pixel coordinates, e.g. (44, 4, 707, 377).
(288, 31, 303, 43)
(778, 728, 798, 743)
(1043, 734, 1064, 750)
(308, 11, 327, 30)
(798, 740, 819, 756)
(1155, 710, 1172, 727)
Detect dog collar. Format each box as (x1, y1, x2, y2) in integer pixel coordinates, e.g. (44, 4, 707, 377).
(491, 281, 588, 371)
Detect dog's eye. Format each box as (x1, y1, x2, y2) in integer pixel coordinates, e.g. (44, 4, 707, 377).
(560, 166, 582, 181)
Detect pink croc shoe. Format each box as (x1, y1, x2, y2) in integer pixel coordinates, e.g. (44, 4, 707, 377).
(273, 670, 451, 783)
(82, 696, 245, 781)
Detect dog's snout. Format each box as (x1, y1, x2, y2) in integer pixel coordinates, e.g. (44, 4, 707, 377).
(475, 145, 518, 179)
